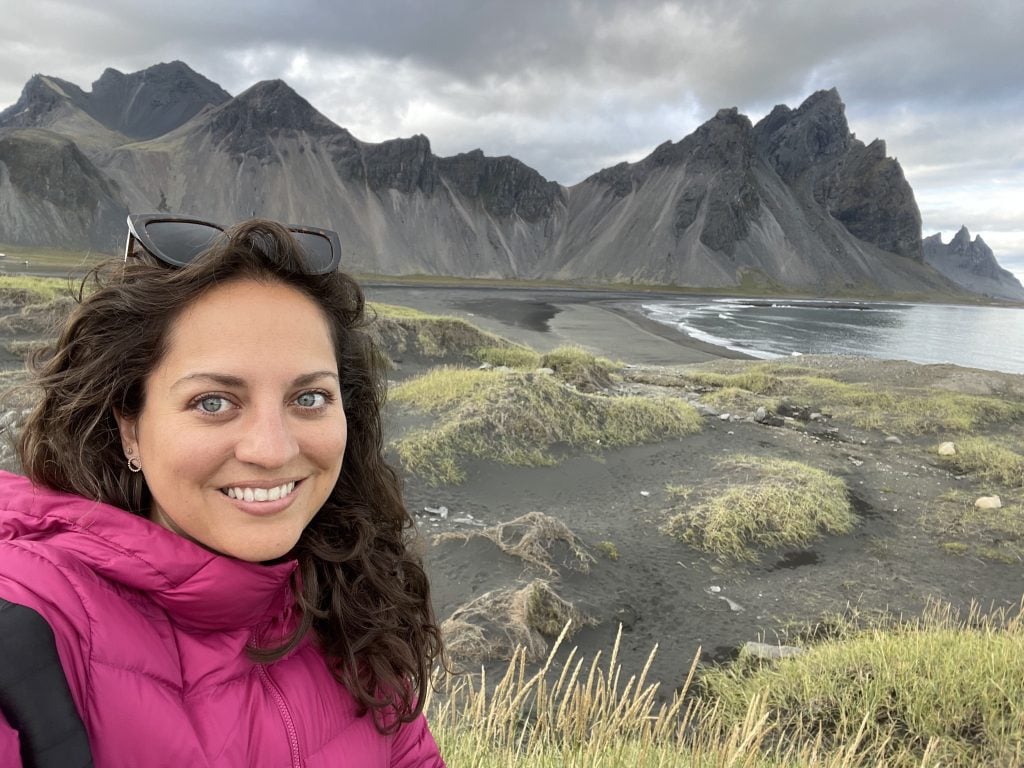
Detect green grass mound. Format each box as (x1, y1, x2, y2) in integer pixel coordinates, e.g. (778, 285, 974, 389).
(937, 437, 1024, 488)
(393, 369, 702, 484)
(701, 603, 1024, 767)
(473, 345, 543, 369)
(0, 275, 73, 306)
(666, 455, 855, 561)
(368, 303, 522, 362)
(654, 361, 1024, 433)
(539, 345, 620, 392)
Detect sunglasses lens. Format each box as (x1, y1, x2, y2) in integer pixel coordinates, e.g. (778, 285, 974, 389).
(144, 221, 222, 266)
(292, 232, 337, 274)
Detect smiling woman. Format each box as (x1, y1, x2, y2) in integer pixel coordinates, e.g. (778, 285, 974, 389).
(0, 219, 445, 766)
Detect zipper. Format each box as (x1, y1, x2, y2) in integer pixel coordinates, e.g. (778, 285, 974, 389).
(252, 630, 303, 768)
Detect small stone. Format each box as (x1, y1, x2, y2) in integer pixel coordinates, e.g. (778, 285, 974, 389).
(423, 505, 449, 519)
(975, 495, 1002, 510)
(707, 585, 721, 593)
(810, 412, 824, 421)
(478, 362, 493, 370)
(938, 442, 956, 456)
(742, 642, 805, 661)
(534, 367, 554, 375)
(640, 490, 650, 497)
(884, 435, 902, 444)
(755, 406, 767, 422)
(719, 413, 731, 421)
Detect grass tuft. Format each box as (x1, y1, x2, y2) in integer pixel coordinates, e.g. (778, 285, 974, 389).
(937, 437, 1024, 488)
(665, 455, 855, 561)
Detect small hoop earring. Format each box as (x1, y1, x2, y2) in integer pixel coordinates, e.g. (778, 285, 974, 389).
(127, 456, 142, 473)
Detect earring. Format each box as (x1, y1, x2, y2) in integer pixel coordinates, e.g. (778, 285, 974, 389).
(126, 448, 142, 473)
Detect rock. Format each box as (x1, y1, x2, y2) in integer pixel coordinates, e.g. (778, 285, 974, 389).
(534, 367, 554, 375)
(478, 362, 493, 370)
(640, 490, 650, 497)
(924, 227, 1024, 301)
(755, 406, 767, 422)
(762, 415, 785, 427)
(810, 413, 825, 421)
(884, 435, 902, 444)
(975, 496, 1002, 510)
(742, 641, 805, 661)
(938, 442, 957, 456)
(719, 413, 731, 421)
(423, 505, 449, 519)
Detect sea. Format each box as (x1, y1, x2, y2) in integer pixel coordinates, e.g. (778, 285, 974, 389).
(638, 298, 1024, 375)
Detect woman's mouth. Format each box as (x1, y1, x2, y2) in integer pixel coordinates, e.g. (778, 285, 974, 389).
(221, 481, 297, 502)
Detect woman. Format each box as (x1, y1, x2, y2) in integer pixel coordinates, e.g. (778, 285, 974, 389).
(0, 216, 445, 766)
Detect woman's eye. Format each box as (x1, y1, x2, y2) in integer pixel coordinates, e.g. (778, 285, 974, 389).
(295, 391, 327, 408)
(196, 396, 230, 414)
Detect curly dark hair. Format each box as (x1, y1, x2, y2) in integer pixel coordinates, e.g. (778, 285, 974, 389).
(17, 219, 443, 732)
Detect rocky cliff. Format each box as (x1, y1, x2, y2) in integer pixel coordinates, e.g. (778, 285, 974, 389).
(923, 227, 1024, 301)
(0, 62, 1009, 298)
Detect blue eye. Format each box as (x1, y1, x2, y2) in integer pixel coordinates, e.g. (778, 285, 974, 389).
(197, 396, 229, 413)
(295, 391, 327, 408)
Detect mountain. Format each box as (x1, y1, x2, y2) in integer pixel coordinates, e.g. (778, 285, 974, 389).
(0, 61, 229, 143)
(0, 63, 1011, 298)
(0, 128, 126, 249)
(923, 227, 1024, 301)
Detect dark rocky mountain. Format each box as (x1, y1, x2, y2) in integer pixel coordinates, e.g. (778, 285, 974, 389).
(0, 129, 126, 249)
(0, 63, 1014, 299)
(923, 227, 1024, 301)
(0, 61, 229, 142)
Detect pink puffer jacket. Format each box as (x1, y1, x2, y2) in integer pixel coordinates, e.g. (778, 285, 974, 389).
(0, 471, 445, 767)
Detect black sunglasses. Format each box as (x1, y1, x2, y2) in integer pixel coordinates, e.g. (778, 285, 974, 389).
(124, 214, 342, 275)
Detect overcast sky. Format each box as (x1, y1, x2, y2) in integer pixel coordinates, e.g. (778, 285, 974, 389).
(2, 0, 1022, 280)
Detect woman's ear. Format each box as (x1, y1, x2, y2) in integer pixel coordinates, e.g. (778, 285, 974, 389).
(113, 408, 139, 458)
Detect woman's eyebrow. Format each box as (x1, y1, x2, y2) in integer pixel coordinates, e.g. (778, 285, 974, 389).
(171, 371, 339, 390)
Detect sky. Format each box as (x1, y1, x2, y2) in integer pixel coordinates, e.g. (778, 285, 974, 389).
(2, 0, 1022, 281)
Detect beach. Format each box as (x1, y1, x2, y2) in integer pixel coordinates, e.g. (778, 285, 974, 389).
(364, 283, 1024, 691)
(366, 283, 753, 365)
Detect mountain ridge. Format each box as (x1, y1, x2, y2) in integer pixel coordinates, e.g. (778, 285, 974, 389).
(0, 62, 1017, 299)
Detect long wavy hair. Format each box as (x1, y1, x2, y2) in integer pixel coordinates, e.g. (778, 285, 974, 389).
(17, 219, 443, 732)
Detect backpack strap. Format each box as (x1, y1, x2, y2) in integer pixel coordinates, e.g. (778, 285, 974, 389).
(0, 598, 94, 767)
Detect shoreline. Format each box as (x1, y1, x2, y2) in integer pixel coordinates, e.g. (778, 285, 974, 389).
(365, 283, 751, 366)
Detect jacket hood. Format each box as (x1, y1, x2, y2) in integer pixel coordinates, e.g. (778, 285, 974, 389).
(0, 471, 297, 631)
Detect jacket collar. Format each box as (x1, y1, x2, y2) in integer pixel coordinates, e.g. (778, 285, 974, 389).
(0, 472, 298, 632)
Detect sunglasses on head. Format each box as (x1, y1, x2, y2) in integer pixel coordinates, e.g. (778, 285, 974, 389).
(124, 214, 342, 275)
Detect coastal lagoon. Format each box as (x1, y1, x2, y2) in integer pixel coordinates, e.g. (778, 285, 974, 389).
(641, 298, 1024, 374)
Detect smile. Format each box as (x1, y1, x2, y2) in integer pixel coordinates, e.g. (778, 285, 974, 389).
(221, 481, 297, 502)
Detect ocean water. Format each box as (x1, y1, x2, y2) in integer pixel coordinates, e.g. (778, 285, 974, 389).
(639, 298, 1024, 375)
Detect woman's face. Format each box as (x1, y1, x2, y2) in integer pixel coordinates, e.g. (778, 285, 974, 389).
(116, 278, 348, 562)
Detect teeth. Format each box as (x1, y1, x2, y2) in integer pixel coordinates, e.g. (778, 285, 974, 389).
(225, 481, 296, 502)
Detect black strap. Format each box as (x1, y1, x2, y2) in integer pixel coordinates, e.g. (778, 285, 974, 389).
(0, 598, 94, 768)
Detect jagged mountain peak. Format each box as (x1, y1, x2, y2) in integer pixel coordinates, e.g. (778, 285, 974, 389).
(951, 224, 972, 247)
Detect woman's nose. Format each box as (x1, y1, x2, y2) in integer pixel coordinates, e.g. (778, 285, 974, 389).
(233, 407, 300, 467)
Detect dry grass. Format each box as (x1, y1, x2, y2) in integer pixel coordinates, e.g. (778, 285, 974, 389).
(393, 369, 702, 484)
(435, 511, 594, 575)
(441, 580, 593, 670)
(430, 601, 1024, 767)
(702, 600, 1024, 766)
(665, 455, 855, 561)
(937, 437, 1024, 488)
(0, 275, 74, 306)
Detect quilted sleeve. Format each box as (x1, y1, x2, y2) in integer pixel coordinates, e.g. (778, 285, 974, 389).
(389, 713, 446, 768)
